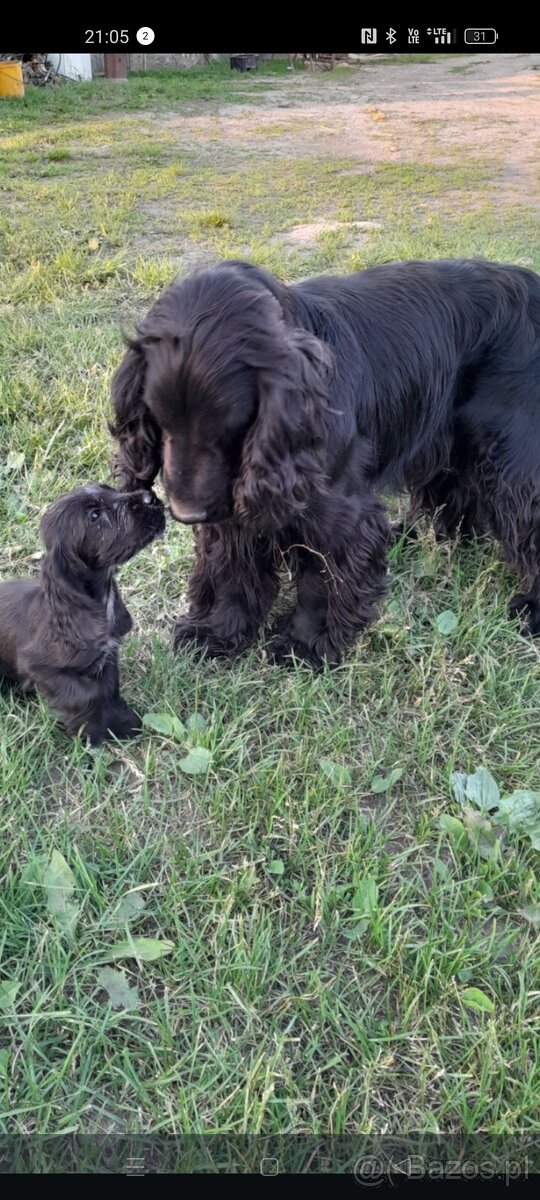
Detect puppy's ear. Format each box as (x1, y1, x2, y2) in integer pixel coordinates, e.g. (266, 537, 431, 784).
(40, 544, 94, 647)
(234, 327, 332, 529)
(109, 343, 161, 491)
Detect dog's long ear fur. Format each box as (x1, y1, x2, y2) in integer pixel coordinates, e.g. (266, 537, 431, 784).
(109, 343, 161, 490)
(234, 326, 332, 529)
(39, 545, 108, 659)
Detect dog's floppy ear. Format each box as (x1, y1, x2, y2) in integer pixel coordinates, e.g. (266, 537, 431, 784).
(234, 326, 332, 529)
(40, 543, 105, 654)
(109, 343, 161, 490)
(40, 508, 109, 654)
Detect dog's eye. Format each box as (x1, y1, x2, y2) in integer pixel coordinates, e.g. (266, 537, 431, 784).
(89, 509, 101, 523)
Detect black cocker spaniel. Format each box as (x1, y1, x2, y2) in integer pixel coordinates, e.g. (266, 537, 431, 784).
(110, 257, 540, 668)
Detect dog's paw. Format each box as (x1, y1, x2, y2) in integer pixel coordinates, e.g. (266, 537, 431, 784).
(84, 706, 142, 745)
(509, 592, 540, 636)
(109, 705, 142, 739)
(173, 618, 212, 652)
(173, 618, 254, 659)
(265, 634, 339, 671)
(173, 620, 229, 658)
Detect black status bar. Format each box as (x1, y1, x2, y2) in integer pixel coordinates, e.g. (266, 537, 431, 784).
(0, 22, 539, 55)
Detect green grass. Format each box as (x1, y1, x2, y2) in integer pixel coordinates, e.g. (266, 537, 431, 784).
(1, 65, 540, 1145)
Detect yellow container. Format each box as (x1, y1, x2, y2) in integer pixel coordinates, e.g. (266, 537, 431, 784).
(0, 61, 24, 98)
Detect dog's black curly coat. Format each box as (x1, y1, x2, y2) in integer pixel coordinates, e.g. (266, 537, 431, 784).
(0, 485, 165, 742)
(110, 258, 540, 667)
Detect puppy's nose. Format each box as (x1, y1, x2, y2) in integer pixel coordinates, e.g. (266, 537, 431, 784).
(168, 498, 207, 524)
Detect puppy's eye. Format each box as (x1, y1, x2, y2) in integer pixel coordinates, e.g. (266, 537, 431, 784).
(89, 509, 101, 523)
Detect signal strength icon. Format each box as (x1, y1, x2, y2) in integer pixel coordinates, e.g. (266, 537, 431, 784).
(426, 28, 455, 44)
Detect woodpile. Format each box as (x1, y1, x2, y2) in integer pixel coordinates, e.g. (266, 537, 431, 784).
(0, 53, 58, 85)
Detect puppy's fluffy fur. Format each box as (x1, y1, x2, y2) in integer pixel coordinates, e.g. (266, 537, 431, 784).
(0, 484, 164, 744)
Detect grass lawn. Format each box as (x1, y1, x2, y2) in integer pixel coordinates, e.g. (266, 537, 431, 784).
(1, 62, 540, 1144)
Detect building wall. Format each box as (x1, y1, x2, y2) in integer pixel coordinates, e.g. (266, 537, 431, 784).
(91, 53, 279, 75)
(91, 52, 222, 75)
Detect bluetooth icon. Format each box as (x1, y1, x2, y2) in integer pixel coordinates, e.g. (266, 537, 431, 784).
(386, 28, 397, 44)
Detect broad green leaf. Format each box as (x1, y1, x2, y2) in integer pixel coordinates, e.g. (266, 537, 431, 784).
(352, 876, 379, 920)
(518, 904, 540, 928)
(497, 790, 540, 848)
(0, 1050, 8, 1083)
(433, 858, 451, 884)
(20, 855, 47, 891)
(320, 759, 351, 786)
(0, 981, 20, 1011)
(267, 859, 285, 876)
(186, 713, 207, 736)
(371, 767, 403, 793)
(462, 809, 503, 861)
(106, 891, 147, 927)
(436, 609, 458, 636)
(461, 986, 495, 1015)
(343, 923, 368, 939)
(96, 967, 140, 1011)
(496, 790, 540, 850)
(465, 767, 500, 811)
(142, 712, 185, 739)
(451, 772, 468, 806)
(105, 937, 174, 963)
(5, 451, 25, 472)
(497, 789, 540, 825)
(439, 814, 468, 851)
(43, 850, 79, 937)
(178, 747, 212, 775)
(458, 967, 473, 982)
(474, 882, 494, 902)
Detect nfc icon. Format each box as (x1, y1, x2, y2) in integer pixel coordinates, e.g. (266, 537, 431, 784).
(361, 29, 378, 44)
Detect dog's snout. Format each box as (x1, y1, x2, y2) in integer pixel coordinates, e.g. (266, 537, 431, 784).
(168, 497, 207, 524)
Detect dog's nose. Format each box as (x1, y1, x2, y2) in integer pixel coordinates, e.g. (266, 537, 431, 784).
(168, 498, 207, 524)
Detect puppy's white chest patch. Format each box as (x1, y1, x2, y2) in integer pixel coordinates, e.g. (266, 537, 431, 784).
(106, 589, 115, 627)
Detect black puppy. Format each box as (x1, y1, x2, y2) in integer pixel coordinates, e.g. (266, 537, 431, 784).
(0, 484, 165, 745)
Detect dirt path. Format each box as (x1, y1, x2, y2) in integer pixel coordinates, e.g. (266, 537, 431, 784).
(159, 55, 540, 208)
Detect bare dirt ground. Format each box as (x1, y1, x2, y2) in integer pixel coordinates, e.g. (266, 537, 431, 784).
(160, 55, 540, 214)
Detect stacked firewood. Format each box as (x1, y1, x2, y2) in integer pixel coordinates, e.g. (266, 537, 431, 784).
(0, 53, 58, 85)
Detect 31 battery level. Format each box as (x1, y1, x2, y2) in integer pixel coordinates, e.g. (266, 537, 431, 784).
(464, 28, 498, 44)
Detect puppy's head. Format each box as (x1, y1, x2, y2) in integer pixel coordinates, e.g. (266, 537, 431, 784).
(41, 484, 165, 573)
(110, 262, 332, 531)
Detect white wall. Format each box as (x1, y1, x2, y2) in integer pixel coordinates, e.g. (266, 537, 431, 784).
(47, 54, 93, 80)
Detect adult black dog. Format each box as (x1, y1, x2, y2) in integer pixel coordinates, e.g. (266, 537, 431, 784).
(110, 258, 540, 668)
(0, 485, 165, 742)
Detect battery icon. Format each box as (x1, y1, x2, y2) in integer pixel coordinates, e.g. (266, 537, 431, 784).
(464, 28, 498, 44)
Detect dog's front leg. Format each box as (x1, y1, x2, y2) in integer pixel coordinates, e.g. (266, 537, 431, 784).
(173, 524, 279, 658)
(266, 494, 391, 669)
(33, 656, 141, 745)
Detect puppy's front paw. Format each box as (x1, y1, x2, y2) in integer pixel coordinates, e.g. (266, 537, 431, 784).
(83, 706, 142, 745)
(509, 592, 540, 636)
(108, 705, 142, 740)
